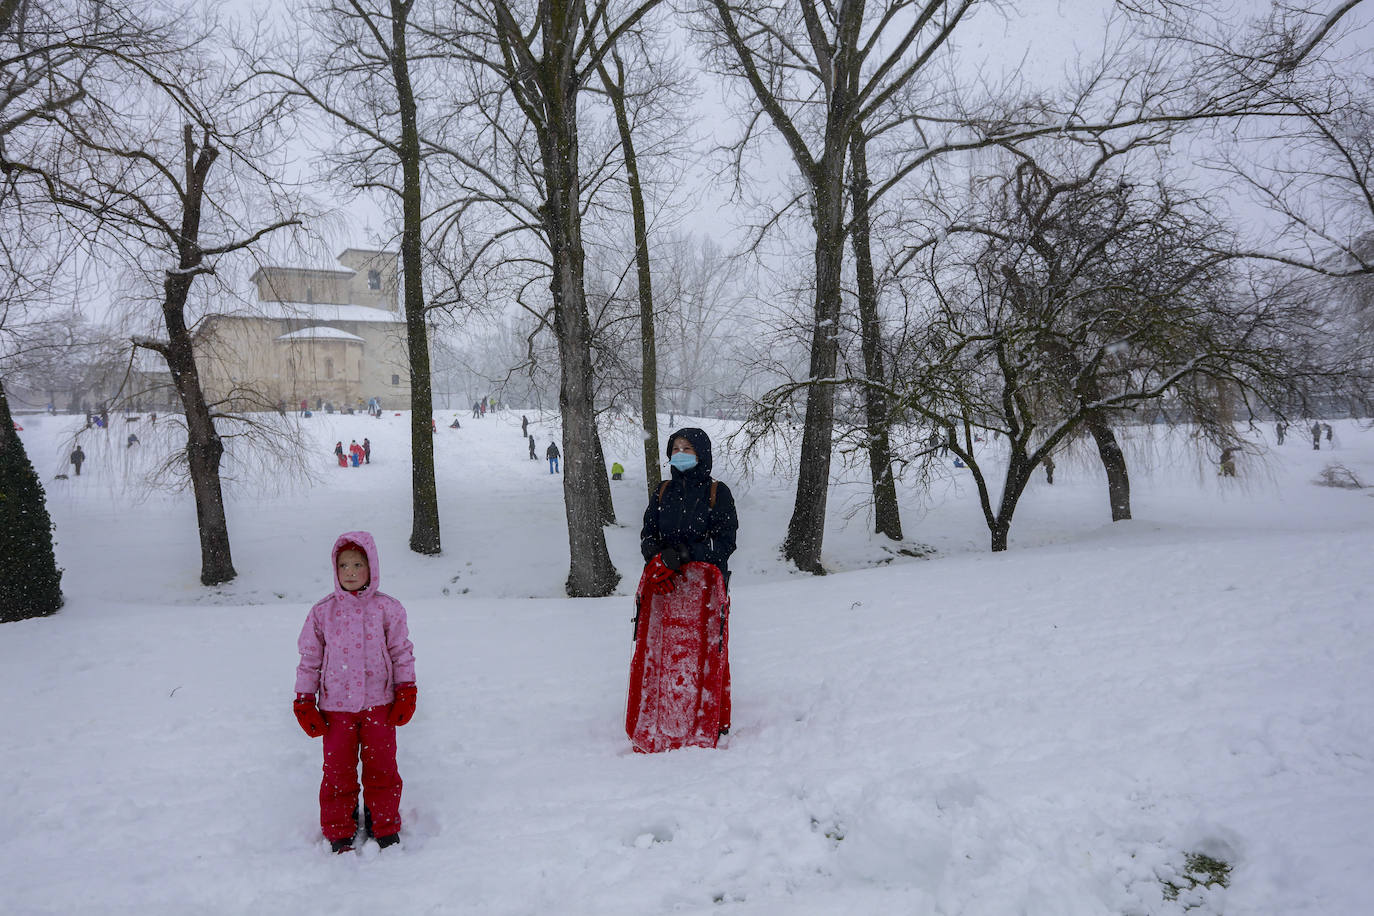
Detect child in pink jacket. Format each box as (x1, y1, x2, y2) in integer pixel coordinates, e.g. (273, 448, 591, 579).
(294, 531, 417, 853)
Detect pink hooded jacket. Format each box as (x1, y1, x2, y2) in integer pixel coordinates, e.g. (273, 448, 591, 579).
(295, 531, 416, 713)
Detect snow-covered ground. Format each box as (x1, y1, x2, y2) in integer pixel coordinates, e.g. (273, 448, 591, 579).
(3, 408, 1372, 915)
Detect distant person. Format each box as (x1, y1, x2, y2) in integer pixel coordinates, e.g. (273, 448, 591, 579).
(349, 440, 364, 467)
(293, 532, 416, 854)
(472, 401, 481, 419)
(611, 461, 624, 481)
(528, 434, 537, 461)
(1043, 454, 1055, 485)
(335, 441, 347, 468)
(363, 438, 371, 464)
(150, 412, 157, 425)
(449, 416, 461, 429)
(1324, 423, 1333, 444)
(70, 444, 86, 476)
(1274, 420, 1286, 445)
(1311, 421, 1322, 450)
(521, 414, 528, 437)
(126, 433, 139, 448)
(546, 441, 561, 474)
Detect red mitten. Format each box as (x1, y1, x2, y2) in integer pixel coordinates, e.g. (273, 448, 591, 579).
(293, 693, 326, 738)
(387, 682, 417, 727)
(645, 554, 677, 594)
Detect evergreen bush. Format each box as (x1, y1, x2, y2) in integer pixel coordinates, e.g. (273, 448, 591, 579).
(0, 387, 64, 623)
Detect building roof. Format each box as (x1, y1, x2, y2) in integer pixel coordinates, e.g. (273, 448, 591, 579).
(276, 326, 367, 343)
(221, 301, 403, 323)
(250, 265, 355, 282)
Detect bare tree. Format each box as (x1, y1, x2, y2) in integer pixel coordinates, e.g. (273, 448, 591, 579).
(258, 0, 444, 554)
(27, 12, 307, 585)
(0, 0, 182, 617)
(695, 0, 985, 572)
(589, 22, 694, 500)
(426, 0, 667, 596)
(895, 141, 1350, 550)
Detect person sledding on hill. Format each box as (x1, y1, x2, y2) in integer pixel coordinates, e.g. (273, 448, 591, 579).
(334, 441, 346, 468)
(640, 427, 739, 590)
(293, 532, 417, 854)
(349, 440, 364, 467)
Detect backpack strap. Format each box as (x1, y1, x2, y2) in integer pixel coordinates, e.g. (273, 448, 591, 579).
(657, 477, 717, 508)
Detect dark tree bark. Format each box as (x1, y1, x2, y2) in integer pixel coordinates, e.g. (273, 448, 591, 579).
(155, 127, 235, 585)
(389, 1, 441, 554)
(590, 422, 615, 525)
(1084, 413, 1131, 521)
(848, 129, 902, 540)
(261, 0, 442, 555)
(487, 0, 665, 595)
(1001, 264, 1135, 523)
(708, 0, 971, 572)
(596, 46, 662, 501)
(544, 105, 620, 594)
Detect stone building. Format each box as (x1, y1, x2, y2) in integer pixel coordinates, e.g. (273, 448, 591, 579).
(195, 248, 412, 411)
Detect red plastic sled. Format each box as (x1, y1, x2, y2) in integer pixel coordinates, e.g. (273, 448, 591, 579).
(626, 561, 731, 753)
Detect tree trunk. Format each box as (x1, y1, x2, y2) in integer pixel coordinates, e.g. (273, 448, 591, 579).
(155, 128, 236, 586)
(848, 131, 902, 541)
(1084, 413, 1131, 521)
(1001, 265, 1133, 524)
(0, 377, 64, 622)
(988, 452, 1035, 552)
(591, 422, 615, 525)
(783, 170, 847, 574)
(391, 0, 441, 555)
(544, 87, 618, 597)
(599, 48, 662, 502)
(163, 270, 236, 585)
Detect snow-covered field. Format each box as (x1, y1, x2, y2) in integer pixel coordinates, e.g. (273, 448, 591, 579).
(3, 408, 1372, 915)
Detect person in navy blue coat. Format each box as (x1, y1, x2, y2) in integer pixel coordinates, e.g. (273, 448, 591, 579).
(640, 427, 738, 589)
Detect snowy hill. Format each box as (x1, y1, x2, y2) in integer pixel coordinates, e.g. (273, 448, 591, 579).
(2, 409, 1372, 915)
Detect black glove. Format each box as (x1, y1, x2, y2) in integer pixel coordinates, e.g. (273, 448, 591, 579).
(660, 542, 686, 570)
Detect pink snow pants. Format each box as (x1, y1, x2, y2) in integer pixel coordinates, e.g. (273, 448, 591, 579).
(319, 706, 402, 840)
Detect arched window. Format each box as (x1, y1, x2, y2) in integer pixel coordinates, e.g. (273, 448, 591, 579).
(368, 270, 381, 290)
(325, 358, 334, 379)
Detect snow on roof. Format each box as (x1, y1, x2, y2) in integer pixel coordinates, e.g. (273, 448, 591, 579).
(276, 326, 366, 343)
(221, 301, 403, 323)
